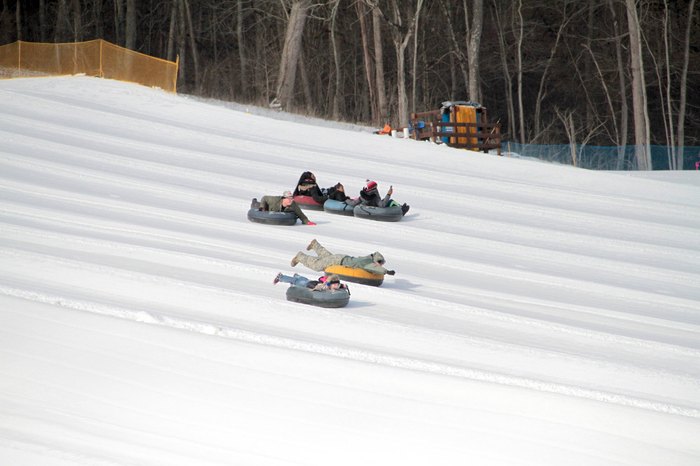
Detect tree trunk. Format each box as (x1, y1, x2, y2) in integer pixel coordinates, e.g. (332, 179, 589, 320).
(607, 0, 628, 169)
(182, 0, 200, 91)
(114, 0, 123, 46)
(275, 0, 312, 110)
(298, 49, 314, 114)
(584, 0, 594, 133)
(166, 0, 177, 62)
(515, 0, 525, 144)
(491, 0, 515, 139)
(411, 4, 423, 115)
(125, 0, 136, 50)
(372, 7, 387, 122)
(675, 0, 695, 170)
(377, 0, 425, 128)
(330, 0, 343, 119)
(356, 1, 378, 124)
(661, 0, 675, 168)
(395, 44, 408, 128)
(94, 0, 103, 41)
(556, 108, 578, 167)
(71, 0, 81, 41)
(176, 0, 187, 87)
(466, 0, 483, 103)
(15, 0, 20, 40)
(533, 6, 570, 141)
(54, 0, 68, 42)
(625, 0, 651, 170)
(439, 0, 468, 95)
(39, 0, 46, 41)
(237, 0, 248, 99)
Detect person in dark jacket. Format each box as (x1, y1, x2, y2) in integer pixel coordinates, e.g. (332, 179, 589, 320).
(290, 239, 395, 276)
(326, 182, 359, 205)
(359, 180, 410, 215)
(253, 190, 316, 225)
(293, 171, 326, 203)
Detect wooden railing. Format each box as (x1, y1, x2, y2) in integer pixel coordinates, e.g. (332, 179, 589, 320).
(410, 109, 501, 154)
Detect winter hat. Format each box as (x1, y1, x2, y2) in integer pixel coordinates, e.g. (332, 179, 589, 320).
(371, 252, 385, 264)
(283, 190, 293, 199)
(365, 180, 378, 191)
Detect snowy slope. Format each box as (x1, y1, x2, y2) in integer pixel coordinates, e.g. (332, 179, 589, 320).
(1, 76, 699, 466)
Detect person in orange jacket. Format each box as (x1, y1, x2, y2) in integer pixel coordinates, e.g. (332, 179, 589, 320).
(375, 122, 392, 135)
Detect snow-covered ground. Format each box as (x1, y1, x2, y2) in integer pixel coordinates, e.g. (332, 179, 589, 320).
(1, 76, 699, 466)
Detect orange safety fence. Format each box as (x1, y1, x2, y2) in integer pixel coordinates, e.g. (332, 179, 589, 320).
(0, 39, 178, 93)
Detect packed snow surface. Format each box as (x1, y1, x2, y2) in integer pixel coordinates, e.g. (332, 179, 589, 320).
(1, 76, 699, 465)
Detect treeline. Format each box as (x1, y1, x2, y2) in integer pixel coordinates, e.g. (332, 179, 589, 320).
(2, 0, 698, 169)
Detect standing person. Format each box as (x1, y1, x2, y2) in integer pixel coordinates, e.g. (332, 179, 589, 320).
(290, 239, 395, 276)
(359, 180, 409, 215)
(253, 191, 316, 225)
(293, 171, 326, 203)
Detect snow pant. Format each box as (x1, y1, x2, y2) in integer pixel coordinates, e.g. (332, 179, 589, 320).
(296, 241, 347, 272)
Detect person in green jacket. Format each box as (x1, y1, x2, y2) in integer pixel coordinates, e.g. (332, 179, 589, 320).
(290, 239, 395, 276)
(253, 191, 316, 225)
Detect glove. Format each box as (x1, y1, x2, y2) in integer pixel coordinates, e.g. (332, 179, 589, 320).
(306, 221, 317, 226)
(386, 270, 396, 276)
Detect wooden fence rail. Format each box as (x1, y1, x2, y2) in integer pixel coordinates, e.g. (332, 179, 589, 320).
(410, 109, 501, 154)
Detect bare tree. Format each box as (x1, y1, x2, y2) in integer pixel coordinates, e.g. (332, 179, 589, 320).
(182, 0, 200, 91)
(39, 0, 47, 41)
(15, 0, 20, 40)
(329, 0, 343, 119)
(410, 1, 423, 114)
(676, 0, 696, 169)
(356, 0, 378, 124)
(625, 0, 652, 170)
(438, 0, 469, 96)
(372, 6, 387, 122)
(651, 0, 675, 168)
(607, 0, 628, 169)
(465, 0, 483, 103)
(515, 0, 525, 144)
(166, 0, 177, 62)
(93, 0, 103, 40)
(125, 0, 136, 50)
(53, 0, 69, 42)
(114, 0, 123, 45)
(372, 0, 425, 127)
(532, 3, 580, 141)
(490, 0, 515, 139)
(274, 0, 312, 110)
(237, 0, 248, 99)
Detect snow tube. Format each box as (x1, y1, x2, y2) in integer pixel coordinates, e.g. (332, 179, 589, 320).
(323, 199, 355, 216)
(293, 195, 324, 211)
(324, 265, 384, 287)
(285, 285, 350, 308)
(247, 208, 298, 225)
(353, 204, 403, 222)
